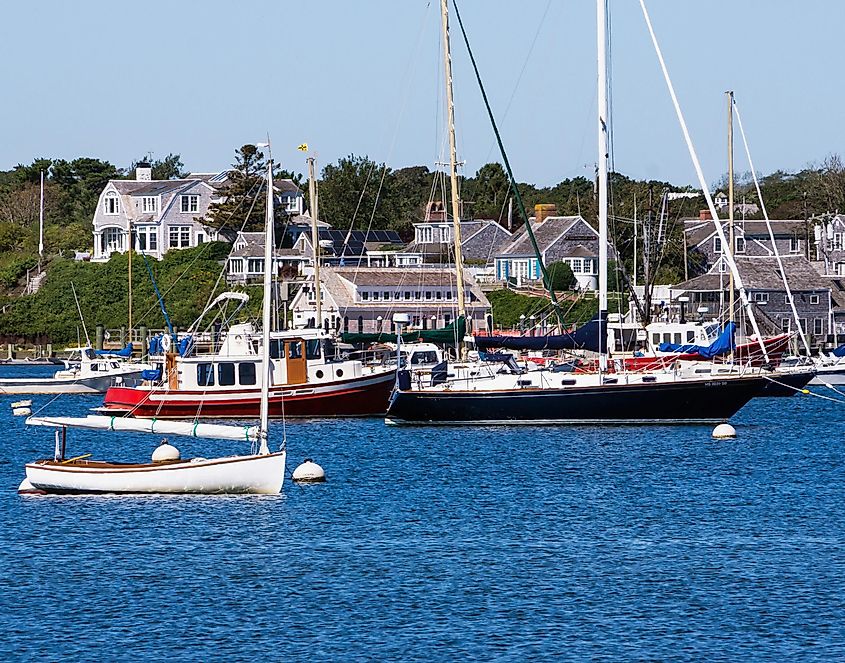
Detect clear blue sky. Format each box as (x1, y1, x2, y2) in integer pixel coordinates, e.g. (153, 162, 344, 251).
(1, 1, 841, 188)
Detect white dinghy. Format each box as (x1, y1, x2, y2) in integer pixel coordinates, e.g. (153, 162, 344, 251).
(21, 146, 287, 495)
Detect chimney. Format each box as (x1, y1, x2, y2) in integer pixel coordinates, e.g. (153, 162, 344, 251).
(534, 203, 557, 224)
(699, 209, 712, 221)
(136, 162, 152, 181)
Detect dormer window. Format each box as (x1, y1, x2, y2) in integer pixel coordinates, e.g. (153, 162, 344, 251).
(181, 195, 199, 213)
(103, 193, 119, 215)
(735, 237, 746, 253)
(141, 196, 158, 213)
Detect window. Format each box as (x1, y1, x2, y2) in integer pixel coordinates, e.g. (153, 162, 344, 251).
(229, 258, 244, 273)
(169, 225, 191, 248)
(834, 233, 843, 251)
(570, 258, 583, 273)
(789, 236, 800, 253)
(799, 318, 808, 332)
(404, 291, 411, 300)
(305, 340, 321, 360)
(181, 195, 199, 213)
(102, 227, 124, 254)
(435, 291, 442, 300)
(393, 291, 401, 300)
(814, 318, 824, 335)
(196, 233, 205, 244)
(719, 260, 727, 273)
(415, 291, 421, 300)
(383, 291, 390, 300)
(361, 291, 369, 301)
(752, 292, 769, 304)
(838, 262, 845, 276)
(282, 195, 299, 213)
(239, 363, 256, 385)
(103, 193, 119, 215)
(652, 333, 660, 345)
(197, 363, 215, 386)
(269, 339, 284, 359)
(714, 237, 722, 253)
(247, 258, 264, 274)
(288, 341, 303, 359)
(218, 363, 236, 386)
(445, 291, 452, 301)
(810, 294, 820, 305)
(419, 227, 433, 244)
(135, 226, 158, 252)
(141, 196, 158, 213)
(425, 291, 433, 300)
(781, 318, 791, 333)
(372, 291, 380, 301)
(735, 237, 746, 253)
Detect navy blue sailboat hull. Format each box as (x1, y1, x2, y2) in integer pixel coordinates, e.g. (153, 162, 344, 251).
(385, 375, 767, 425)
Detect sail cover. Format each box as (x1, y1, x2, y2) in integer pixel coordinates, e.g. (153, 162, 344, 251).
(832, 344, 845, 358)
(658, 322, 736, 359)
(342, 317, 466, 345)
(26, 415, 259, 442)
(475, 313, 607, 353)
(95, 343, 133, 358)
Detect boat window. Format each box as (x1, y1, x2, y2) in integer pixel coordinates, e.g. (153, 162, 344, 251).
(324, 339, 336, 360)
(111, 362, 120, 369)
(218, 362, 236, 386)
(90, 363, 99, 371)
(269, 339, 284, 359)
(197, 363, 215, 386)
(673, 333, 682, 344)
(288, 341, 303, 359)
(686, 331, 695, 342)
(410, 351, 438, 365)
(652, 333, 660, 345)
(305, 339, 321, 360)
(239, 363, 256, 385)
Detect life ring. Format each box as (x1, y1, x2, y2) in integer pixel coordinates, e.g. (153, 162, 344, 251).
(161, 334, 172, 353)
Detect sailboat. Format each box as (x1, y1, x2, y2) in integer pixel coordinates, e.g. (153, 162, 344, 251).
(20, 146, 286, 495)
(385, 0, 767, 425)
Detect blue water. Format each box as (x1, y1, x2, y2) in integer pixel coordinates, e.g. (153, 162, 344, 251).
(1, 378, 844, 661)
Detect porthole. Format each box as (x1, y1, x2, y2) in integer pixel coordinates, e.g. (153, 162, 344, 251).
(336, 369, 344, 378)
(315, 370, 324, 379)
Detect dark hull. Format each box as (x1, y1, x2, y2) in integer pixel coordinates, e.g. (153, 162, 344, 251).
(385, 375, 767, 425)
(758, 369, 815, 397)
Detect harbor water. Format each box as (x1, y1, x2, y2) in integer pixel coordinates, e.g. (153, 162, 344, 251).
(1, 375, 844, 660)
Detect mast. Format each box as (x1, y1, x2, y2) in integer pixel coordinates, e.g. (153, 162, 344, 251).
(258, 151, 274, 456)
(727, 90, 735, 358)
(440, 0, 467, 359)
(128, 218, 133, 337)
(596, 0, 609, 371)
(307, 156, 322, 330)
(38, 170, 44, 271)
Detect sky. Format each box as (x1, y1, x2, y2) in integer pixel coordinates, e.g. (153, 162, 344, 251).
(1, 1, 842, 188)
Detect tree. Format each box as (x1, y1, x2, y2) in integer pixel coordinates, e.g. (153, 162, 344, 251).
(205, 145, 279, 241)
(128, 153, 187, 180)
(465, 162, 510, 220)
(544, 261, 576, 292)
(318, 154, 403, 230)
(51, 157, 123, 229)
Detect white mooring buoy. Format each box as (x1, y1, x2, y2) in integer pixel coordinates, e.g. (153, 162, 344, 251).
(12, 407, 32, 417)
(152, 439, 181, 462)
(11, 399, 32, 409)
(712, 423, 737, 440)
(292, 458, 326, 483)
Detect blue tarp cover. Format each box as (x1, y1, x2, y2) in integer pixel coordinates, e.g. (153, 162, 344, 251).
(658, 322, 736, 359)
(475, 313, 607, 353)
(95, 343, 133, 358)
(832, 344, 845, 357)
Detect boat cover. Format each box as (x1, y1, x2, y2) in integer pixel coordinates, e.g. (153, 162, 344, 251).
(658, 321, 736, 359)
(832, 344, 845, 358)
(342, 317, 466, 345)
(475, 313, 607, 353)
(95, 343, 133, 358)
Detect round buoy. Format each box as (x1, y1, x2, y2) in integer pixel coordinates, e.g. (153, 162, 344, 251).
(712, 423, 737, 439)
(152, 439, 181, 462)
(18, 477, 44, 495)
(292, 458, 326, 483)
(12, 407, 32, 417)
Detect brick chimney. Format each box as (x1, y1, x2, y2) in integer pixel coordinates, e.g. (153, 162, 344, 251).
(699, 209, 712, 221)
(534, 203, 557, 223)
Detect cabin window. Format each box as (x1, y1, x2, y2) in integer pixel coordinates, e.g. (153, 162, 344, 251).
(90, 363, 99, 372)
(410, 351, 438, 365)
(652, 333, 660, 345)
(288, 341, 303, 359)
(218, 362, 236, 386)
(810, 294, 820, 305)
(305, 339, 321, 360)
(673, 333, 682, 344)
(197, 363, 215, 386)
(269, 339, 284, 359)
(181, 195, 199, 213)
(686, 331, 695, 342)
(239, 363, 256, 385)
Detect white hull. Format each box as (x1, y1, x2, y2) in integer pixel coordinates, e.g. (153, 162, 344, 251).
(25, 451, 286, 495)
(810, 367, 845, 386)
(0, 370, 145, 395)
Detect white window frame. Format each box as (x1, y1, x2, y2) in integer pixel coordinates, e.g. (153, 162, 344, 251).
(134, 226, 158, 253)
(789, 236, 800, 253)
(229, 258, 244, 273)
(753, 292, 769, 304)
(713, 237, 722, 254)
(180, 195, 199, 213)
(141, 196, 158, 214)
(834, 233, 843, 251)
(247, 258, 264, 274)
(814, 318, 824, 335)
(809, 294, 820, 305)
(103, 193, 119, 215)
(168, 225, 192, 249)
(735, 237, 746, 253)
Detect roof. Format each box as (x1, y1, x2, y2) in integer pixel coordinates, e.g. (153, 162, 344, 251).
(685, 218, 806, 247)
(332, 267, 473, 287)
(303, 229, 403, 258)
(274, 179, 302, 195)
(498, 215, 589, 256)
(675, 256, 828, 292)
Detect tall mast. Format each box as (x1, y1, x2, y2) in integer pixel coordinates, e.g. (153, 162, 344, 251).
(258, 151, 274, 456)
(440, 0, 467, 359)
(38, 170, 44, 271)
(596, 0, 609, 371)
(307, 156, 322, 330)
(727, 90, 735, 358)
(128, 218, 133, 336)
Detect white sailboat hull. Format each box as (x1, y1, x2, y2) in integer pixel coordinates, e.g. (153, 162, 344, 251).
(0, 369, 145, 395)
(25, 451, 286, 495)
(810, 366, 845, 386)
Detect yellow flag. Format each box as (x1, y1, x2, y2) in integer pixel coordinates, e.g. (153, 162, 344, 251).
(297, 143, 308, 152)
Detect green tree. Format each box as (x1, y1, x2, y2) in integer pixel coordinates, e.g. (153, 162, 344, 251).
(544, 261, 576, 292)
(128, 153, 187, 180)
(318, 154, 402, 230)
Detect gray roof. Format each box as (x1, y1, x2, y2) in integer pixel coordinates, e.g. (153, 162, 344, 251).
(685, 218, 806, 247)
(499, 215, 587, 256)
(675, 256, 828, 292)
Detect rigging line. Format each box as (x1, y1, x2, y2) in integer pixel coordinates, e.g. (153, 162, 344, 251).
(733, 97, 812, 355)
(451, 0, 564, 326)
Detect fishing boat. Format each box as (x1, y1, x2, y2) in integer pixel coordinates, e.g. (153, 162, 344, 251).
(19, 146, 287, 495)
(385, 0, 769, 425)
(0, 346, 147, 395)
